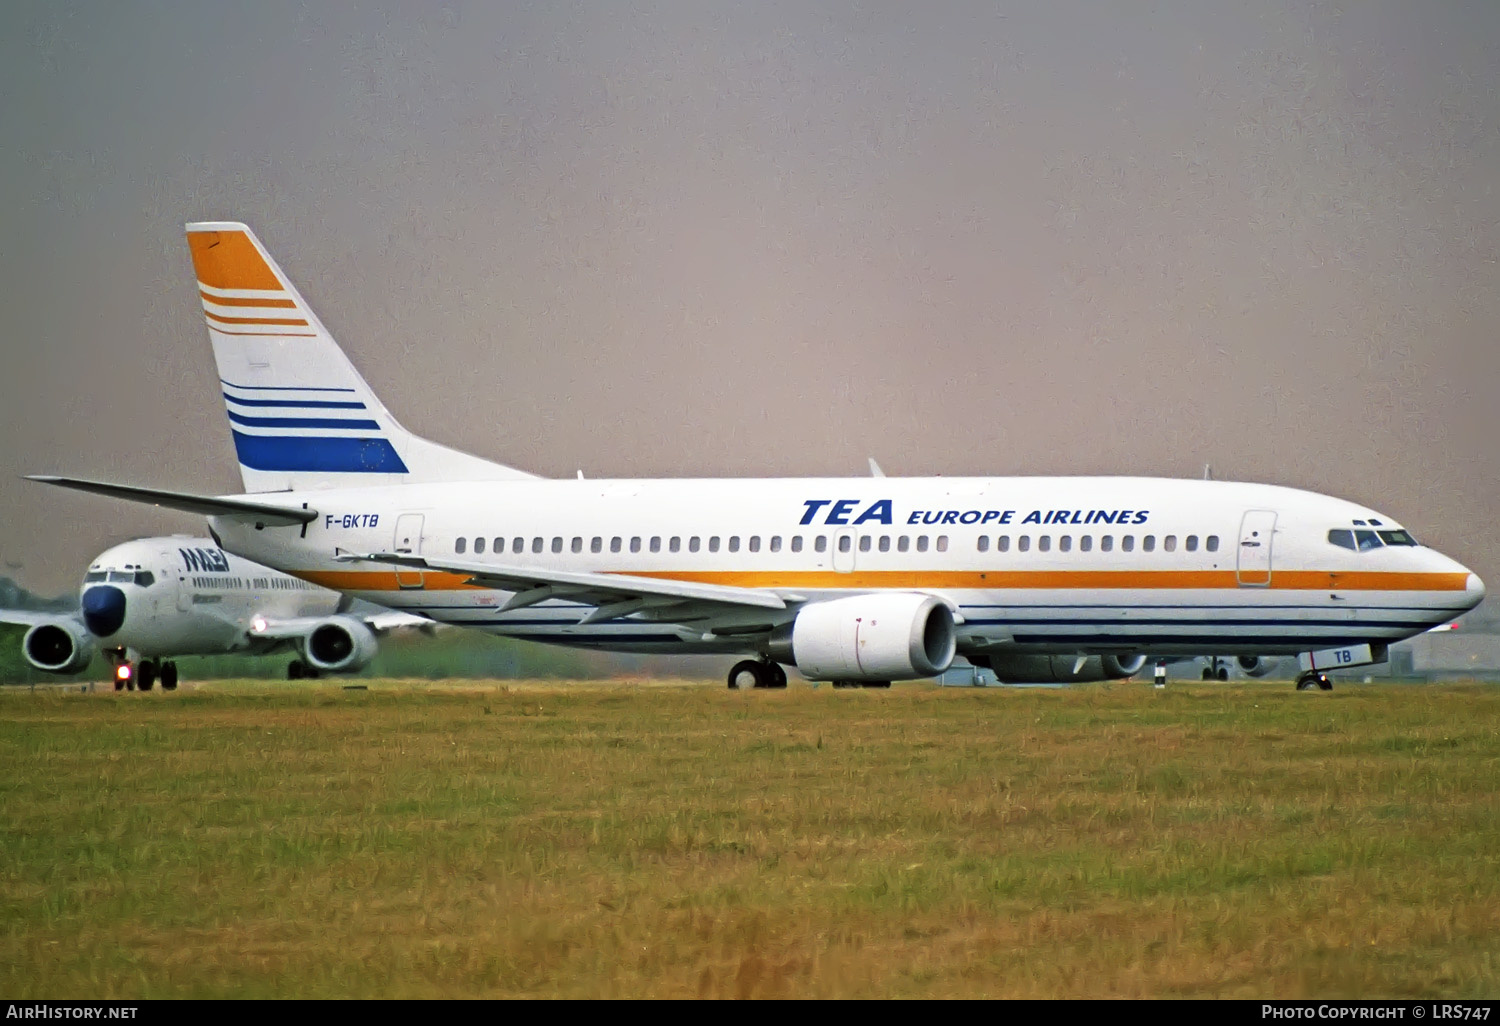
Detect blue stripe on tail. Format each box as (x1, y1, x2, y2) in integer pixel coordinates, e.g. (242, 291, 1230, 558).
(231, 432, 409, 473)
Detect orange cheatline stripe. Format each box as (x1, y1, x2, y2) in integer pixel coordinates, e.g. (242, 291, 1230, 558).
(187, 229, 282, 291)
(200, 290, 297, 309)
(207, 327, 318, 337)
(203, 309, 309, 327)
(294, 567, 1471, 594)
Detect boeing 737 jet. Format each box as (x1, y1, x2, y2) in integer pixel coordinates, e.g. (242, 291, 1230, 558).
(29, 223, 1488, 690)
(2, 536, 424, 689)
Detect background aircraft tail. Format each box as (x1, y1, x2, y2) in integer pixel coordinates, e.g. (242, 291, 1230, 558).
(185, 221, 536, 492)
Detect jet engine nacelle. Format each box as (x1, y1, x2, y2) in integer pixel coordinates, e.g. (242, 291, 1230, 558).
(22, 620, 96, 674)
(982, 652, 1147, 684)
(302, 617, 378, 674)
(784, 593, 956, 681)
(1236, 655, 1276, 678)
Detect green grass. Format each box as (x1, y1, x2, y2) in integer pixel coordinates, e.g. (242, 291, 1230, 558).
(1, 679, 1498, 998)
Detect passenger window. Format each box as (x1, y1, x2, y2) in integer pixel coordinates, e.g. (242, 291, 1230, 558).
(916, 536, 929, 552)
(1038, 536, 1051, 552)
(1080, 536, 1092, 552)
(936, 536, 948, 552)
(749, 536, 761, 552)
(590, 537, 602, 554)
(838, 535, 852, 553)
(1143, 536, 1156, 552)
(770, 536, 782, 552)
(474, 537, 486, 555)
(791, 536, 803, 553)
(1355, 530, 1381, 552)
(514, 537, 525, 553)
(977, 536, 989, 552)
(456, 537, 467, 554)
(1185, 535, 1198, 552)
(1206, 536, 1219, 552)
(1018, 536, 1030, 552)
(879, 536, 891, 552)
(859, 535, 871, 552)
(630, 537, 642, 553)
(728, 537, 740, 553)
(650, 537, 661, 553)
(551, 537, 563, 553)
(709, 537, 720, 552)
(669, 536, 681, 553)
(494, 537, 505, 554)
(1122, 536, 1134, 552)
(815, 536, 828, 553)
(1164, 535, 1177, 552)
(689, 537, 700, 553)
(997, 536, 1010, 552)
(897, 536, 910, 552)
(571, 537, 583, 554)
(1059, 536, 1071, 553)
(610, 537, 622, 553)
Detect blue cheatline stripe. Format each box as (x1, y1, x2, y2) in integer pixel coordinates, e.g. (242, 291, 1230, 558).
(220, 379, 357, 393)
(227, 410, 381, 431)
(224, 393, 367, 410)
(231, 432, 409, 473)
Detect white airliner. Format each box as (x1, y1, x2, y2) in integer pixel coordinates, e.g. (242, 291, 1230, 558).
(28, 223, 1488, 691)
(2, 535, 424, 689)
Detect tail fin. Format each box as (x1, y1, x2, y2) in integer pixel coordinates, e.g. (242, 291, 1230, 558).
(185, 221, 537, 492)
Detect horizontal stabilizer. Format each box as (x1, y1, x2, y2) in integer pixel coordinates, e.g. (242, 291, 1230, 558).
(26, 476, 317, 526)
(337, 551, 789, 613)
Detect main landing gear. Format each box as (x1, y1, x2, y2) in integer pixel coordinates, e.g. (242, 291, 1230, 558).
(1295, 671, 1333, 691)
(727, 659, 788, 690)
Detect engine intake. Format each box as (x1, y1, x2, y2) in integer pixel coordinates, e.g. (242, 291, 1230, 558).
(303, 618, 378, 673)
(1236, 655, 1275, 678)
(23, 620, 96, 674)
(785, 593, 956, 682)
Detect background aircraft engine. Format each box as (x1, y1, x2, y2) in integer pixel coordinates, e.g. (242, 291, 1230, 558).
(789, 593, 956, 681)
(22, 620, 96, 674)
(1236, 655, 1275, 678)
(982, 653, 1146, 684)
(303, 618, 378, 673)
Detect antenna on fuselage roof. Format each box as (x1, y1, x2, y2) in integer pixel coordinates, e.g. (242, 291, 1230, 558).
(1203, 464, 1213, 481)
(868, 458, 886, 478)
(577, 470, 584, 480)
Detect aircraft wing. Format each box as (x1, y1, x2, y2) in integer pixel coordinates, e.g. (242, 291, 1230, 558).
(0, 609, 80, 629)
(336, 551, 789, 623)
(246, 608, 435, 641)
(26, 476, 317, 527)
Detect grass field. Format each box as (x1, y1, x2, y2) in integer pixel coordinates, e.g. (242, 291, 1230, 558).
(2, 678, 1497, 998)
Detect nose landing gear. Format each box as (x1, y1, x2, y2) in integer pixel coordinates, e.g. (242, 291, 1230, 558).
(1295, 671, 1333, 691)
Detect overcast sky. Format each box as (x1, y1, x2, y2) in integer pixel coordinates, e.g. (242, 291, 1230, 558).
(1, 1, 1496, 602)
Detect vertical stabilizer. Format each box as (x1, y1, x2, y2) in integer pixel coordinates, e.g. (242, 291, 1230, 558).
(186, 222, 536, 492)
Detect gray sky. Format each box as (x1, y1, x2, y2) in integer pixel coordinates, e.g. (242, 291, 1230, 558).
(1, 1, 1497, 603)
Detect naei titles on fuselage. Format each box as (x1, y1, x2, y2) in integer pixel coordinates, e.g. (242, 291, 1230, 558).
(30, 222, 1487, 691)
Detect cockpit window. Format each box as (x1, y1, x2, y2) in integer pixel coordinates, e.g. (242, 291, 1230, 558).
(1355, 530, 1382, 552)
(1378, 530, 1417, 547)
(134, 571, 155, 587)
(1327, 529, 1355, 551)
(83, 571, 108, 583)
(107, 570, 133, 583)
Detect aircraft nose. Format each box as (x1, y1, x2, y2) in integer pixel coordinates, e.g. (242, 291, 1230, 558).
(1467, 572, 1487, 609)
(81, 585, 127, 638)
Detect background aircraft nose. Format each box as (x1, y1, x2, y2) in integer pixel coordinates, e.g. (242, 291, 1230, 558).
(81, 585, 127, 637)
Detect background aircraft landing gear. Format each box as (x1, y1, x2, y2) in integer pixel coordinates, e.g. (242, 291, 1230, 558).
(1295, 671, 1332, 691)
(161, 661, 178, 691)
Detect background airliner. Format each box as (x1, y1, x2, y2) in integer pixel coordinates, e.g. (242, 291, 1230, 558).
(2, 535, 425, 689)
(29, 223, 1488, 691)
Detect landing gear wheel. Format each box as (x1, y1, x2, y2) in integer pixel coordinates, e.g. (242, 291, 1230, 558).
(288, 660, 304, 681)
(861, 681, 892, 689)
(138, 661, 156, 692)
(832, 680, 860, 689)
(727, 660, 765, 690)
(1202, 668, 1213, 680)
(1217, 667, 1229, 681)
(161, 662, 178, 691)
(1295, 672, 1333, 691)
(764, 662, 788, 689)
(113, 675, 125, 692)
